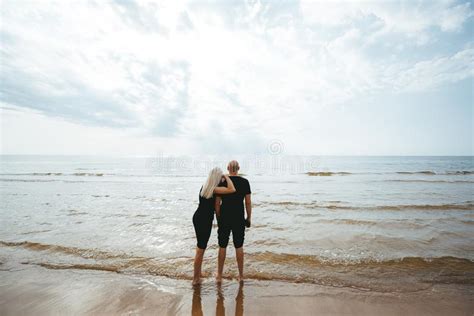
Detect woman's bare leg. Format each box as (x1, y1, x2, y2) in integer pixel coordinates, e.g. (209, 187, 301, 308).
(193, 247, 205, 285)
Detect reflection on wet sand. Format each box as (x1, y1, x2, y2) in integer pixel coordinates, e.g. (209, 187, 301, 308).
(236, 284, 244, 316)
(192, 285, 203, 316)
(216, 283, 244, 316)
(216, 284, 225, 316)
(192, 283, 244, 316)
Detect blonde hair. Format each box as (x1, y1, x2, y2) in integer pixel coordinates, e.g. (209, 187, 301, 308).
(200, 167, 223, 199)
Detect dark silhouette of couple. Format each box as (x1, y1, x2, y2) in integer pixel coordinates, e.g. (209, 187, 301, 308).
(192, 160, 252, 285)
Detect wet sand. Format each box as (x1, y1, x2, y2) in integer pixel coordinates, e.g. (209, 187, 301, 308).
(1, 263, 472, 316)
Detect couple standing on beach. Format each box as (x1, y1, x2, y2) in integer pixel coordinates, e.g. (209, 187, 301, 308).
(192, 160, 252, 285)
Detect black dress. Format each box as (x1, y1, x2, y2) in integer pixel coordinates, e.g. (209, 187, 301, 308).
(192, 187, 215, 249)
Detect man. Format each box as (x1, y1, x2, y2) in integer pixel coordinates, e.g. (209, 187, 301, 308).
(215, 160, 252, 283)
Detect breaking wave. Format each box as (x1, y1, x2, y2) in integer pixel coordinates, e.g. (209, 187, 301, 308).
(2, 240, 473, 292)
(257, 201, 474, 211)
(306, 170, 474, 176)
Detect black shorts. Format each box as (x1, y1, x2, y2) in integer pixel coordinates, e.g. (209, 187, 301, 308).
(217, 217, 245, 248)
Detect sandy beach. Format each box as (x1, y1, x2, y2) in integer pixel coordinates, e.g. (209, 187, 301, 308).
(1, 261, 473, 316)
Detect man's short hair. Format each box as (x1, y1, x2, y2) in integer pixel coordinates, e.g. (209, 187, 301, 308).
(228, 160, 240, 173)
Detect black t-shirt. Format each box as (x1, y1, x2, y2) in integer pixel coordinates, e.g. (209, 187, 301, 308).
(218, 176, 251, 219)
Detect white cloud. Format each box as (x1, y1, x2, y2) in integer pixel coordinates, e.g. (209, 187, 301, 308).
(384, 47, 474, 92)
(1, 0, 473, 155)
(300, 0, 473, 34)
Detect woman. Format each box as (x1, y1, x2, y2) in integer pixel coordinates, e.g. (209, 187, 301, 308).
(192, 167, 235, 285)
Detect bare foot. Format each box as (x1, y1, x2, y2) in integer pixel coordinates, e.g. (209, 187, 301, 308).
(192, 278, 201, 285)
(215, 274, 223, 284)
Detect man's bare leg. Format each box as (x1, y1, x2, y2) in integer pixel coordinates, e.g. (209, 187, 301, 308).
(216, 247, 226, 283)
(193, 248, 205, 285)
(235, 247, 244, 283)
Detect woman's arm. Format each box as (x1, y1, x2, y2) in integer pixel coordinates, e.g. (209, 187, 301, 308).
(213, 174, 236, 194)
(215, 196, 222, 217)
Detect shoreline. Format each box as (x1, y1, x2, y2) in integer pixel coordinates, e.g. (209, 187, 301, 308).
(1, 263, 473, 315)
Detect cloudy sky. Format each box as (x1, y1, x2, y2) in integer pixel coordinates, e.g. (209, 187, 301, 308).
(1, 0, 473, 156)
